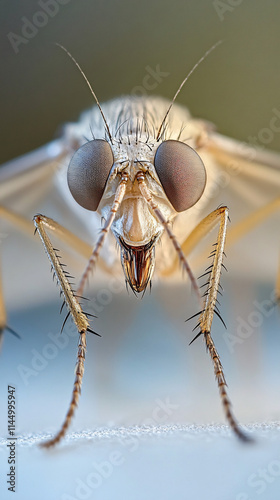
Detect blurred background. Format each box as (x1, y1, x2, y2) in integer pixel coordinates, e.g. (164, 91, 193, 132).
(1, 1, 280, 499)
(1, 0, 280, 164)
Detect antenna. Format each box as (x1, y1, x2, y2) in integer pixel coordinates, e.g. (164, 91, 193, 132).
(156, 40, 222, 141)
(55, 43, 113, 143)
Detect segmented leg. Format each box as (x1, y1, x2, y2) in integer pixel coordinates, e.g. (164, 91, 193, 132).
(195, 207, 250, 441)
(137, 172, 250, 441)
(34, 214, 93, 447)
(162, 197, 280, 310)
(34, 172, 128, 446)
(0, 204, 117, 345)
(136, 171, 201, 305)
(76, 172, 128, 297)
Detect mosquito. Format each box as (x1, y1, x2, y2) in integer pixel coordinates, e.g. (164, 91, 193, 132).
(1, 43, 280, 447)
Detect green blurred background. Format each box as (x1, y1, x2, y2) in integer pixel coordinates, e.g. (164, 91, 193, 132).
(1, 0, 280, 164)
(1, 5, 280, 498)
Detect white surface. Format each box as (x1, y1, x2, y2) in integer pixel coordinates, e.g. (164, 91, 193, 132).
(1, 277, 280, 499)
(1, 424, 280, 500)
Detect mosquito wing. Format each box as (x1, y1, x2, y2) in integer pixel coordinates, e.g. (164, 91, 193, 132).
(198, 131, 280, 282)
(0, 136, 111, 309)
(206, 131, 280, 207)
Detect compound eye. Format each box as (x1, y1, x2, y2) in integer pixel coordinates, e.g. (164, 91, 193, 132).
(154, 139, 206, 212)
(67, 139, 114, 211)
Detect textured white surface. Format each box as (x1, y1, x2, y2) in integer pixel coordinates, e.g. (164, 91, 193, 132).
(1, 424, 280, 500)
(1, 277, 280, 500)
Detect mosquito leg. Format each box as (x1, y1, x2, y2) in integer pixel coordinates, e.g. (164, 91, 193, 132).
(0, 205, 114, 353)
(0, 205, 119, 274)
(2, 201, 108, 268)
(136, 172, 202, 304)
(0, 206, 92, 342)
(31, 212, 113, 273)
(0, 201, 121, 444)
(160, 206, 230, 277)
(197, 208, 252, 441)
(33, 173, 128, 446)
(192, 208, 252, 441)
(162, 197, 280, 309)
(187, 207, 251, 440)
(194, 198, 280, 309)
(76, 172, 129, 297)
(137, 176, 250, 441)
(33, 214, 92, 447)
